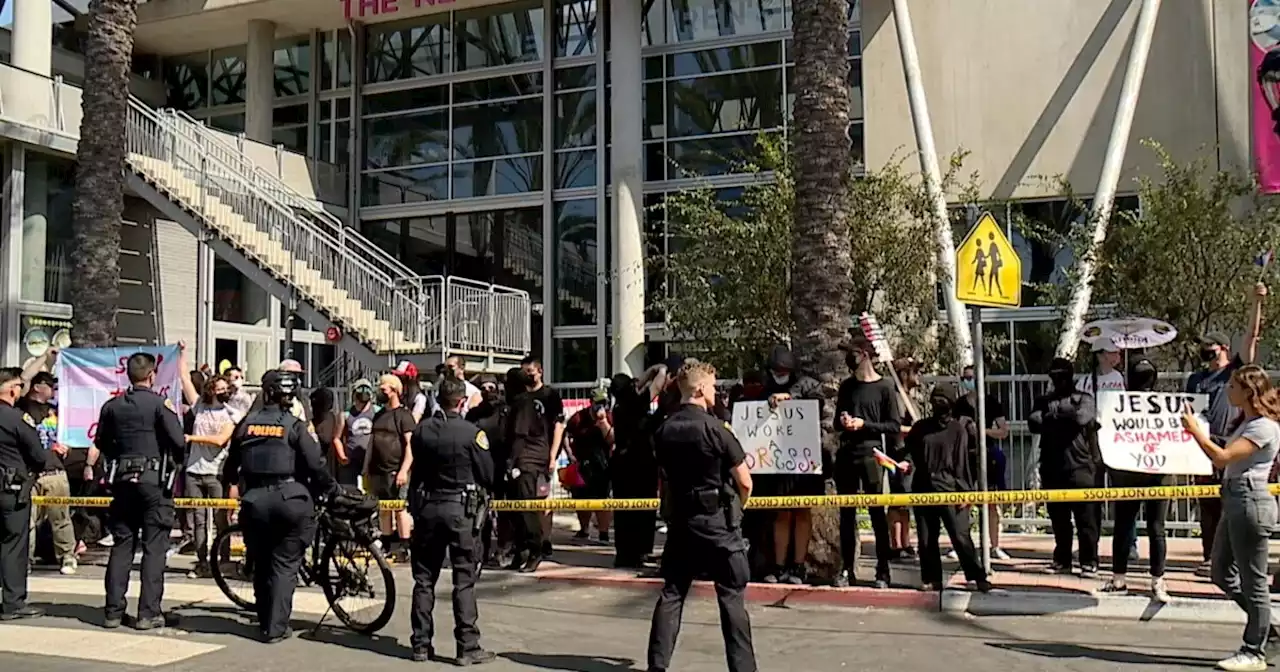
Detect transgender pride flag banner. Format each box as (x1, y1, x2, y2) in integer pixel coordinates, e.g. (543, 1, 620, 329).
(54, 346, 182, 448)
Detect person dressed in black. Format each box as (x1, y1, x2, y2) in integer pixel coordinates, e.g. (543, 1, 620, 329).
(470, 372, 512, 569)
(903, 384, 991, 592)
(647, 361, 756, 672)
(833, 336, 901, 588)
(222, 369, 334, 643)
(401, 378, 497, 665)
(611, 370, 660, 569)
(1028, 356, 1100, 576)
(0, 367, 47, 620)
(93, 353, 186, 630)
(503, 367, 551, 572)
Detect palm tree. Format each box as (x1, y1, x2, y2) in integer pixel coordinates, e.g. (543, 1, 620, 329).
(70, 0, 138, 346)
(789, 0, 854, 581)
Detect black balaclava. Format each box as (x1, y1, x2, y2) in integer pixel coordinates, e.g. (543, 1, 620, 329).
(930, 382, 959, 419)
(1128, 358, 1158, 392)
(1048, 357, 1075, 394)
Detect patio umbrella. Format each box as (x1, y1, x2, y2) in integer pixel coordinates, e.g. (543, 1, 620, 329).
(1079, 317, 1178, 350)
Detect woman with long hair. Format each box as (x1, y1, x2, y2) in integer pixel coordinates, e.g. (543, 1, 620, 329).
(1182, 365, 1280, 672)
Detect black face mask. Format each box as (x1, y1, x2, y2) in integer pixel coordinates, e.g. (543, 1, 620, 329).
(1199, 348, 1217, 362)
(215, 392, 232, 403)
(376, 392, 390, 404)
(1049, 371, 1074, 391)
(930, 398, 951, 418)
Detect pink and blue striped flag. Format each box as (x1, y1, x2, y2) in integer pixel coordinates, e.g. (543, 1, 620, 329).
(53, 346, 182, 448)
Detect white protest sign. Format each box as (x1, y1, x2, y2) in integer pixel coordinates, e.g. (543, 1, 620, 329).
(1097, 390, 1213, 476)
(731, 400, 822, 475)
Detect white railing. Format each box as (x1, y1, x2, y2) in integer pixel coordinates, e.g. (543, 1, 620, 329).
(422, 276, 532, 356)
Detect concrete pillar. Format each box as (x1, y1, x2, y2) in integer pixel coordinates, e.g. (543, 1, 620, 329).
(12, 0, 52, 76)
(246, 19, 277, 144)
(1, 147, 25, 366)
(609, 0, 645, 377)
(20, 154, 46, 302)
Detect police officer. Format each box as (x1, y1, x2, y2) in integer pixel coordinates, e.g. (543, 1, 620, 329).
(95, 353, 186, 630)
(223, 369, 333, 643)
(647, 361, 756, 672)
(0, 367, 47, 621)
(402, 378, 496, 666)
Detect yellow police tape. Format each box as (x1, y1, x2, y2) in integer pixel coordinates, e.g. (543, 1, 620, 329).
(26, 484, 1274, 512)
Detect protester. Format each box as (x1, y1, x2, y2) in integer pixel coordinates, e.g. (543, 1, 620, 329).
(223, 366, 254, 418)
(1028, 357, 1099, 577)
(834, 336, 901, 588)
(504, 365, 552, 572)
(1182, 364, 1280, 672)
(1098, 357, 1171, 603)
(19, 372, 76, 575)
(1078, 340, 1132, 562)
(903, 383, 991, 592)
(178, 356, 237, 579)
(310, 388, 344, 483)
(339, 379, 377, 487)
(610, 370, 660, 569)
(443, 355, 485, 415)
(365, 373, 416, 563)
(1188, 282, 1266, 578)
(394, 361, 430, 424)
(565, 384, 614, 543)
(521, 357, 566, 559)
(889, 356, 924, 561)
(473, 371, 516, 569)
(953, 365, 1012, 560)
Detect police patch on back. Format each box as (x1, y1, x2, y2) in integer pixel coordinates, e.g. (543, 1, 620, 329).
(722, 421, 736, 437)
(476, 430, 489, 451)
(164, 398, 176, 413)
(245, 424, 286, 438)
(21, 413, 35, 427)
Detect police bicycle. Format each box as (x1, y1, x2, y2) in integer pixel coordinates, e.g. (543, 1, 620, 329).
(209, 487, 396, 633)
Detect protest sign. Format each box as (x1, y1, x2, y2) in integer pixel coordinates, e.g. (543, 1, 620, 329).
(1097, 390, 1213, 476)
(731, 400, 822, 475)
(54, 346, 183, 448)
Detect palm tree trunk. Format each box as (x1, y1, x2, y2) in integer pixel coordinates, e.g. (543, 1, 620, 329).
(70, 0, 138, 346)
(790, 0, 853, 582)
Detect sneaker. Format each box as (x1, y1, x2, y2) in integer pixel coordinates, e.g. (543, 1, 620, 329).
(597, 531, 610, 544)
(97, 534, 115, 547)
(60, 557, 78, 576)
(1045, 563, 1073, 575)
(992, 547, 1012, 561)
(0, 606, 44, 621)
(901, 546, 917, 560)
(455, 648, 497, 666)
(541, 540, 553, 558)
(782, 566, 805, 585)
(1151, 577, 1171, 604)
(919, 582, 941, 592)
(1196, 560, 1213, 578)
(1080, 565, 1099, 579)
(873, 579, 890, 590)
(833, 569, 851, 588)
(1216, 649, 1267, 671)
(1129, 541, 1140, 563)
(762, 571, 780, 584)
(945, 549, 959, 561)
(1097, 578, 1128, 594)
(187, 563, 211, 580)
(573, 530, 589, 541)
(1265, 627, 1280, 661)
(973, 579, 994, 593)
(412, 647, 436, 663)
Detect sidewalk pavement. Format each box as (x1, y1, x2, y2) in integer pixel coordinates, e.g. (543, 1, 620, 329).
(531, 523, 1280, 624)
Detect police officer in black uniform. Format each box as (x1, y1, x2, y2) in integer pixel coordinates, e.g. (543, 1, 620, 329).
(647, 361, 756, 672)
(0, 367, 47, 621)
(96, 353, 186, 630)
(223, 369, 333, 643)
(405, 378, 496, 666)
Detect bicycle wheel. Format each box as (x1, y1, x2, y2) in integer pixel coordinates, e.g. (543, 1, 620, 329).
(319, 535, 395, 634)
(210, 524, 256, 611)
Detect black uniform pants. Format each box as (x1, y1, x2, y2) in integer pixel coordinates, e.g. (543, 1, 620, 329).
(612, 453, 657, 566)
(239, 483, 315, 639)
(0, 492, 32, 615)
(647, 531, 756, 672)
(1042, 469, 1099, 568)
(834, 453, 891, 581)
(410, 500, 481, 655)
(104, 482, 174, 621)
(510, 471, 545, 557)
(916, 504, 985, 586)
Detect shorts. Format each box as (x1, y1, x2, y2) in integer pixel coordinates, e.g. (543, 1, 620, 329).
(987, 446, 1008, 491)
(366, 471, 408, 501)
(888, 470, 913, 496)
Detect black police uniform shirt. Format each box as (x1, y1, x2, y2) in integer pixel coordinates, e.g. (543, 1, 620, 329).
(94, 387, 187, 470)
(409, 413, 495, 493)
(0, 401, 47, 478)
(16, 397, 60, 471)
(654, 404, 747, 547)
(223, 407, 332, 490)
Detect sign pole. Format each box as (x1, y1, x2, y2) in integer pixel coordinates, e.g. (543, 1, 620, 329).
(972, 305, 991, 575)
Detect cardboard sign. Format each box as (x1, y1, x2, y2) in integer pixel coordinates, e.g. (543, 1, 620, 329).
(731, 400, 822, 475)
(1098, 390, 1213, 476)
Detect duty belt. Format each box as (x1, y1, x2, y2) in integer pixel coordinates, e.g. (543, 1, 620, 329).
(247, 476, 296, 488)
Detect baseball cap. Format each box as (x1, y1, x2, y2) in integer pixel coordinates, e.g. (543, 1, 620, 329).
(1091, 339, 1121, 354)
(279, 358, 304, 372)
(393, 360, 419, 379)
(349, 378, 374, 394)
(30, 372, 57, 387)
(1198, 331, 1232, 348)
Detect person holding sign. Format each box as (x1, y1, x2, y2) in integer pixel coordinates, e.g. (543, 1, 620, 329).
(903, 384, 992, 593)
(1181, 365, 1280, 672)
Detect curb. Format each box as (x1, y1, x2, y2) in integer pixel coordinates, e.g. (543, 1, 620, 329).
(534, 572, 940, 611)
(941, 588, 1248, 624)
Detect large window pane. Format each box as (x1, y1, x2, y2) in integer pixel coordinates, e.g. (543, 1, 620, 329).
(555, 64, 596, 91)
(555, 150, 597, 189)
(363, 86, 448, 115)
(208, 113, 244, 134)
(363, 219, 404, 259)
(454, 73, 543, 103)
(20, 152, 74, 304)
(667, 132, 769, 177)
(644, 82, 665, 140)
(643, 193, 666, 322)
(452, 157, 544, 197)
(452, 100, 543, 159)
(271, 126, 308, 153)
(274, 36, 310, 97)
(554, 337, 598, 383)
(365, 110, 449, 169)
(667, 69, 784, 138)
(165, 52, 209, 109)
(455, 1, 545, 71)
(554, 199, 598, 326)
(209, 46, 245, 106)
(367, 17, 450, 83)
(213, 258, 270, 325)
(667, 42, 783, 78)
(362, 166, 449, 206)
(668, 0, 786, 43)
(320, 30, 353, 89)
(406, 216, 450, 275)
(555, 91, 596, 149)
(555, 0, 597, 57)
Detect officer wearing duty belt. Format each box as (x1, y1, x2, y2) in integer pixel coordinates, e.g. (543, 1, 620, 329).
(223, 369, 334, 643)
(93, 353, 186, 630)
(0, 367, 48, 621)
(399, 377, 496, 666)
(647, 360, 756, 672)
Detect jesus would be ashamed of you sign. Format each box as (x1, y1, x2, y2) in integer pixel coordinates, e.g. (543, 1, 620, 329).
(1097, 390, 1212, 476)
(731, 400, 822, 475)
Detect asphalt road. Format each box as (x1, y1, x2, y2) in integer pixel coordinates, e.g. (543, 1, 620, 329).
(3, 564, 1254, 672)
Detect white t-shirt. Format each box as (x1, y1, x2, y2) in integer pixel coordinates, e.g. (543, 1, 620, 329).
(423, 380, 483, 417)
(186, 402, 238, 475)
(1076, 370, 1125, 395)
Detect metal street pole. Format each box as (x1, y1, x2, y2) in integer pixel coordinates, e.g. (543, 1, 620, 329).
(973, 305, 990, 574)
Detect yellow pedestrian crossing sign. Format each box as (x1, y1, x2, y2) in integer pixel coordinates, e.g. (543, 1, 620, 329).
(956, 212, 1022, 308)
